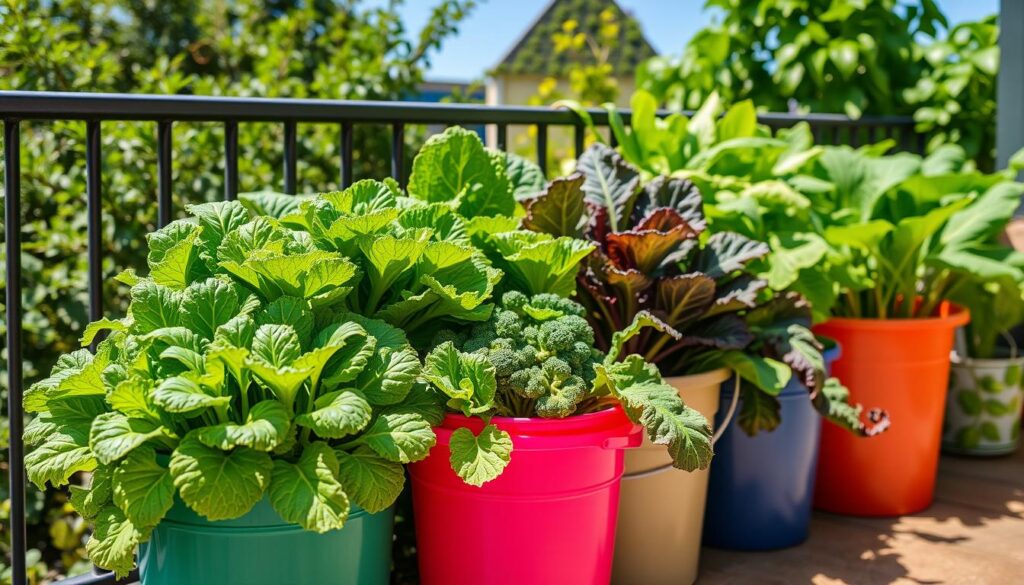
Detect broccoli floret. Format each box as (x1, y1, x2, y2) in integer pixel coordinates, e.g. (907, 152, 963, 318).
(450, 293, 603, 418)
(527, 293, 587, 318)
(463, 322, 499, 353)
(509, 366, 546, 398)
(536, 374, 587, 418)
(501, 290, 529, 312)
(493, 309, 523, 338)
(538, 315, 593, 352)
(489, 346, 524, 378)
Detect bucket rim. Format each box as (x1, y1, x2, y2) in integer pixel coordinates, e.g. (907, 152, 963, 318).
(817, 302, 969, 332)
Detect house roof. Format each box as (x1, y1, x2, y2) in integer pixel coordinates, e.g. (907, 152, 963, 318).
(492, 0, 657, 77)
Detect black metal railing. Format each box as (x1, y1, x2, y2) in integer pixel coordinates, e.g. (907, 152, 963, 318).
(0, 90, 921, 585)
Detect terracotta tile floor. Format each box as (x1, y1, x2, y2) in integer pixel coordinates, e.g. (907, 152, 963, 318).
(699, 449, 1024, 584)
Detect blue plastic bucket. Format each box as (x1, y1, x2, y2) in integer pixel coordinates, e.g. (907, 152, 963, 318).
(702, 342, 840, 550)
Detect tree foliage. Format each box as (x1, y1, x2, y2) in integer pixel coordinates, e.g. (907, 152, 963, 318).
(0, 0, 475, 579)
(638, 0, 998, 167)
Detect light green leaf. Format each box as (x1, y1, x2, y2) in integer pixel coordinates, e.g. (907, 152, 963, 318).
(69, 466, 113, 520)
(720, 352, 791, 395)
(357, 347, 421, 406)
(26, 426, 96, 488)
(152, 376, 230, 414)
(423, 342, 497, 415)
(180, 278, 242, 340)
(147, 221, 204, 289)
(407, 127, 514, 217)
(196, 400, 292, 451)
(112, 446, 175, 528)
(356, 412, 436, 464)
(295, 390, 373, 439)
(448, 424, 512, 487)
(269, 442, 350, 533)
(170, 434, 272, 521)
(596, 356, 712, 471)
(335, 446, 405, 513)
(80, 318, 127, 346)
(86, 506, 146, 578)
(258, 296, 314, 348)
(90, 412, 165, 465)
(107, 377, 158, 421)
(488, 233, 595, 297)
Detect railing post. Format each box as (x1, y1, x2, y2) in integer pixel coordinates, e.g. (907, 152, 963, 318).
(224, 121, 238, 201)
(283, 121, 297, 194)
(86, 120, 103, 324)
(536, 123, 547, 175)
(340, 122, 353, 188)
(392, 122, 405, 188)
(5, 118, 26, 585)
(157, 121, 173, 226)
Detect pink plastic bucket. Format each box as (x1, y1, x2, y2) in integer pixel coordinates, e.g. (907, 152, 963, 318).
(408, 407, 643, 585)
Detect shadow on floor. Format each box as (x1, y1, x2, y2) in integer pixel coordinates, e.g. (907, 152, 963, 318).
(698, 453, 1024, 584)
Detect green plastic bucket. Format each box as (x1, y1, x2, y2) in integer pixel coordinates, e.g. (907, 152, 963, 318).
(138, 497, 394, 585)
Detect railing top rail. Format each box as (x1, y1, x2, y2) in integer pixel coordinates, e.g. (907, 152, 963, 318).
(0, 91, 917, 127)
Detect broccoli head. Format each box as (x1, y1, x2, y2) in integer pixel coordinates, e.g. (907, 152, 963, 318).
(455, 292, 603, 418)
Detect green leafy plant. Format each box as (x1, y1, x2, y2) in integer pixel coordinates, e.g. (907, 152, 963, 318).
(520, 130, 888, 434)
(239, 127, 574, 348)
(634, 0, 998, 166)
(235, 127, 713, 488)
(2, 5, 477, 577)
(802, 144, 1024, 320)
(423, 291, 713, 486)
(23, 201, 441, 577)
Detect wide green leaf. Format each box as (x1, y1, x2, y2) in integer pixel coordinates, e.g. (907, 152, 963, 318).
(86, 506, 146, 578)
(196, 400, 292, 451)
(26, 426, 96, 488)
(335, 446, 405, 513)
(407, 127, 514, 217)
(112, 446, 175, 528)
(152, 376, 230, 415)
(90, 412, 165, 465)
(170, 434, 272, 520)
(356, 412, 436, 464)
(448, 424, 513, 487)
(268, 442, 349, 533)
(596, 355, 712, 471)
(295, 390, 373, 439)
(423, 342, 497, 415)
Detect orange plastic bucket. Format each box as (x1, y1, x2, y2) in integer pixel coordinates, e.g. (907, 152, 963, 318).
(813, 303, 969, 516)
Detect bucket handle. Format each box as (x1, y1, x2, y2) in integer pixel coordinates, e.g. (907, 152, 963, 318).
(621, 376, 741, 480)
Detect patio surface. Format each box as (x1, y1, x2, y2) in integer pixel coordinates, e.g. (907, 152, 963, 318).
(699, 448, 1024, 584)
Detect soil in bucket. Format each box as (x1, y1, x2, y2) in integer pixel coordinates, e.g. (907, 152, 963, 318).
(409, 406, 642, 585)
(612, 367, 728, 585)
(814, 302, 968, 516)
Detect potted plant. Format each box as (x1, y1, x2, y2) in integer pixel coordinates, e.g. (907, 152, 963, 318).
(257, 127, 713, 585)
(585, 93, 888, 549)
(518, 129, 869, 581)
(803, 143, 1023, 515)
(24, 201, 438, 584)
(942, 254, 1024, 455)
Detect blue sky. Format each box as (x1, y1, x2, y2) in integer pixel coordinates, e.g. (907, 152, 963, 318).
(375, 0, 999, 82)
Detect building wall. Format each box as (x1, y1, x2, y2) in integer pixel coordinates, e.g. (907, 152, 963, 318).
(485, 73, 637, 165)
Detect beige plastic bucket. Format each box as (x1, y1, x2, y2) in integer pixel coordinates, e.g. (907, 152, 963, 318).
(611, 368, 732, 585)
